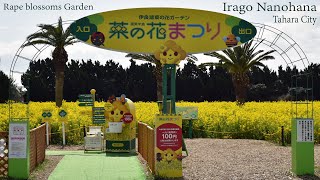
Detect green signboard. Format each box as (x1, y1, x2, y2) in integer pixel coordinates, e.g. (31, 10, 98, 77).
(42, 109, 53, 122)
(176, 106, 198, 120)
(78, 94, 94, 106)
(291, 118, 314, 175)
(93, 107, 105, 124)
(58, 109, 68, 122)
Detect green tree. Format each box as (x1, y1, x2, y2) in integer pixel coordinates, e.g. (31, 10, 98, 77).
(23, 17, 77, 107)
(0, 71, 10, 103)
(201, 40, 276, 105)
(125, 54, 197, 100)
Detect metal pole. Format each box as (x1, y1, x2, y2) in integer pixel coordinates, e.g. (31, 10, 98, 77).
(188, 120, 193, 139)
(46, 122, 49, 146)
(83, 126, 86, 137)
(171, 65, 176, 114)
(62, 122, 66, 146)
(162, 65, 168, 114)
(281, 126, 285, 146)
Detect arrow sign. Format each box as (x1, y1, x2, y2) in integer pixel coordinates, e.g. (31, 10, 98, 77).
(78, 94, 93, 98)
(92, 107, 105, 124)
(79, 103, 94, 106)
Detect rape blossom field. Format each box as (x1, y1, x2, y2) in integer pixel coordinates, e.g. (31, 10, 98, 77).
(0, 101, 319, 144)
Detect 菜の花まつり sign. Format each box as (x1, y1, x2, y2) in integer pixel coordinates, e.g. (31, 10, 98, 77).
(70, 8, 256, 54)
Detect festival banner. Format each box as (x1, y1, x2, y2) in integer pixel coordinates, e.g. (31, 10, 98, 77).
(70, 8, 256, 54)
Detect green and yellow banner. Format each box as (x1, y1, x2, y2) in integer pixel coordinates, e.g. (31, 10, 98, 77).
(70, 8, 256, 54)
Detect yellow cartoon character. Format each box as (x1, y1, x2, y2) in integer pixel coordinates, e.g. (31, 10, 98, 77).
(154, 40, 187, 65)
(162, 148, 177, 163)
(106, 99, 130, 128)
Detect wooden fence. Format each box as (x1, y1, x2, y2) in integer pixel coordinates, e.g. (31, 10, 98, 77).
(138, 122, 155, 173)
(30, 123, 46, 171)
(0, 132, 8, 177)
(0, 123, 46, 177)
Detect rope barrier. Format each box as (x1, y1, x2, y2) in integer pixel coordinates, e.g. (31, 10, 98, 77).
(45, 127, 83, 135)
(193, 127, 281, 136)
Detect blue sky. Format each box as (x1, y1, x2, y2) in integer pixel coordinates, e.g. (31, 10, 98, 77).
(0, 0, 319, 85)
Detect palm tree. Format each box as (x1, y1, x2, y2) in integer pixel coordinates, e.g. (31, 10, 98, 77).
(201, 40, 276, 105)
(23, 17, 78, 107)
(125, 54, 197, 100)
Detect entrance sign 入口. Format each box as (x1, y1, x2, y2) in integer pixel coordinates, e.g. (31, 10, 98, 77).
(70, 8, 256, 54)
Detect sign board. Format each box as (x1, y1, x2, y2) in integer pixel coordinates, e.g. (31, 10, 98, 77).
(122, 113, 133, 124)
(92, 107, 105, 124)
(42, 109, 52, 122)
(9, 123, 27, 158)
(106, 122, 123, 133)
(297, 119, 314, 142)
(70, 8, 256, 54)
(78, 94, 93, 106)
(58, 109, 68, 122)
(8, 120, 30, 179)
(176, 106, 198, 120)
(155, 114, 182, 178)
(84, 136, 103, 150)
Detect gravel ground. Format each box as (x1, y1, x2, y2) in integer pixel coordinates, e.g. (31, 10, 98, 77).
(183, 139, 320, 180)
(29, 139, 320, 180)
(29, 156, 63, 180)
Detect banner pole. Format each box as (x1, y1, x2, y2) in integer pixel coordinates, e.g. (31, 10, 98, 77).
(46, 122, 49, 146)
(62, 122, 66, 146)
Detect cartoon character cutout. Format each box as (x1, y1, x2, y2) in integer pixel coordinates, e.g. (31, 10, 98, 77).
(105, 95, 130, 128)
(154, 40, 187, 65)
(91, 32, 105, 46)
(158, 148, 182, 163)
(223, 34, 240, 47)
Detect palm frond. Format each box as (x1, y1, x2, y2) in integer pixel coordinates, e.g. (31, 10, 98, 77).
(125, 54, 157, 64)
(23, 40, 53, 47)
(24, 17, 77, 49)
(186, 54, 198, 62)
(199, 62, 220, 68)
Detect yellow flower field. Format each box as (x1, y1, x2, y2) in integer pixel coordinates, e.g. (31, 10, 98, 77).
(0, 101, 319, 144)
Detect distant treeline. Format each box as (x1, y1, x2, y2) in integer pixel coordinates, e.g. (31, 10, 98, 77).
(1, 58, 319, 103)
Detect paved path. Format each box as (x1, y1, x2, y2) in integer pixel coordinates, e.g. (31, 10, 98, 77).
(47, 151, 146, 180)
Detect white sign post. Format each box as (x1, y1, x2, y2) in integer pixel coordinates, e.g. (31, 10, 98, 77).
(58, 109, 68, 146)
(42, 110, 52, 146)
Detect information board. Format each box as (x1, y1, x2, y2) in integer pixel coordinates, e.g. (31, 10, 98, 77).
(297, 119, 314, 142)
(92, 107, 105, 124)
(84, 136, 103, 150)
(78, 94, 94, 106)
(9, 123, 27, 158)
(176, 106, 198, 119)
